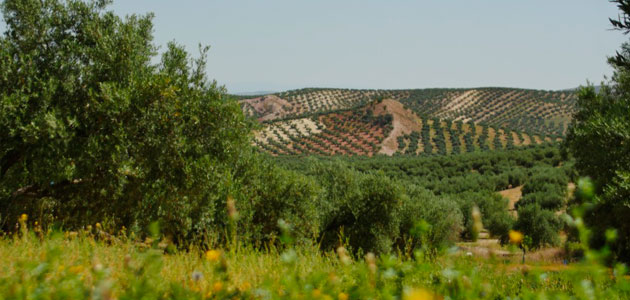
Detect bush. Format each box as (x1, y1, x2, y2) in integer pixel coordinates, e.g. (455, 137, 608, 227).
(308, 161, 404, 254)
(514, 204, 562, 249)
(399, 185, 463, 250)
(237, 159, 321, 246)
(454, 191, 513, 240)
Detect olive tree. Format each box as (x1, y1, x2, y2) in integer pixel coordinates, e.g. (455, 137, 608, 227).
(0, 0, 253, 243)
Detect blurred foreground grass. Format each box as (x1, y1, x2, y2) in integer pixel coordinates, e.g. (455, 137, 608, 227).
(0, 223, 629, 300)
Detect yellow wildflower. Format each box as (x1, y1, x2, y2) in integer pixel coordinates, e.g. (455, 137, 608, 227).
(239, 281, 251, 291)
(205, 249, 221, 262)
(404, 288, 434, 300)
(509, 230, 523, 245)
(338, 292, 349, 300)
(19, 214, 28, 222)
(212, 281, 223, 293)
(312, 289, 322, 298)
(69, 265, 84, 274)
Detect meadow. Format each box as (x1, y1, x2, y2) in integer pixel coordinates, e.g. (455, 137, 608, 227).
(2, 214, 629, 300)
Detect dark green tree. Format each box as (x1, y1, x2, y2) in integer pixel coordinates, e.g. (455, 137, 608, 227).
(0, 0, 254, 243)
(513, 204, 562, 249)
(564, 0, 630, 262)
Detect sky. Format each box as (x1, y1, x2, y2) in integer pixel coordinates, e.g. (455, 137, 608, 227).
(2, 1, 628, 93)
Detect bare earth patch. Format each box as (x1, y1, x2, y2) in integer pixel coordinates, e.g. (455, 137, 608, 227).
(374, 99, 422, 155)
(239, 95, 292, 121)
(499, 185, 523, 217)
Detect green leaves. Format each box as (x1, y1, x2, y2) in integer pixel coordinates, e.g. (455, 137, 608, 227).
(0, 0, 253, 244)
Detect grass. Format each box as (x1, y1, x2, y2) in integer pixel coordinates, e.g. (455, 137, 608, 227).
(1, 222, 629, 300)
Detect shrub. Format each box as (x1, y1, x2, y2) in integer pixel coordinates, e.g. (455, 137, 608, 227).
(399, 185, 463, 250)
(514, 203, 562, 249)
(454, 191, 513, 240)
(237, 159, 321, 245)
(308, 161, 404, 254)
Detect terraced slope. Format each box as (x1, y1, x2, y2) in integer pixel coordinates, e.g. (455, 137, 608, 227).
(240, 88, 409, 122)
(399, 88, 575, 136)
(238, 87, 576, 136)
(254, 101, 393, 156)
(253, 99, 560, 157)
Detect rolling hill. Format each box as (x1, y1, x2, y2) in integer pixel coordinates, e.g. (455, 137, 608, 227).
(248, 97, 563, 157)
(240, 87, 576, 137)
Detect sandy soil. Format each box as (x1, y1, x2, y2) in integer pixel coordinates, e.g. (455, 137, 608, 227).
(373, 99, 423, 155)
(499, 185, 523, 217)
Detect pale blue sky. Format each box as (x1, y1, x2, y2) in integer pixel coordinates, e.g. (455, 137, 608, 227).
(2, 1, 627, 93)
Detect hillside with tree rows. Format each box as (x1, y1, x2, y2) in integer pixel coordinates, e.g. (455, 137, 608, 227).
(238, 87, 576, 138)
(252, 98, 561, 156)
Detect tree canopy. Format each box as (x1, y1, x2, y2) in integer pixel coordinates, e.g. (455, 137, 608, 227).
(0, 0, 253, 242)
(565, 0, 630, 262)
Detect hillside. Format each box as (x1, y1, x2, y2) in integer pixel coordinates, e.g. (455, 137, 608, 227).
(239, 87, 576, 137)
(253, 98, 561, 156)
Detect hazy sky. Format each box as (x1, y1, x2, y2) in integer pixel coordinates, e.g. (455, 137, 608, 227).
(2, 1, 628, 93)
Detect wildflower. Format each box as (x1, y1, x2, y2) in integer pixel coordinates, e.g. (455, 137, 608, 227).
(212, 281, 223, 293)
(69, 265, 84, 274)
(19, 214, 28, 222)
(93, 262, 103, 272)
(205, 249, 221, 262)
(509, 230, 523, 245)
(312, 289, 322, 298)
(191, 271, 203, 282)
(239, 281, 251, 291)
(328, 272, 339, 284)
(404, 288, 435, 300)
(95, 222, 101, 229)
(338, 292, 349, 300)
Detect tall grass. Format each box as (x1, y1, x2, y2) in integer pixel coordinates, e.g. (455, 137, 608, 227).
(1, 219, 628, 299)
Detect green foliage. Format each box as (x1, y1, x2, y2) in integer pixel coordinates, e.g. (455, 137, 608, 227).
(236, 159, 321, 245)
(305, 161, 404, 254)
(399, 186, 463, 250)
(454, 191, 513, 240)
(517, 167, 569, 210)
(514, 204, 562, 249)
(0, 0, 254, 244)
(565, 0, 630, 262)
